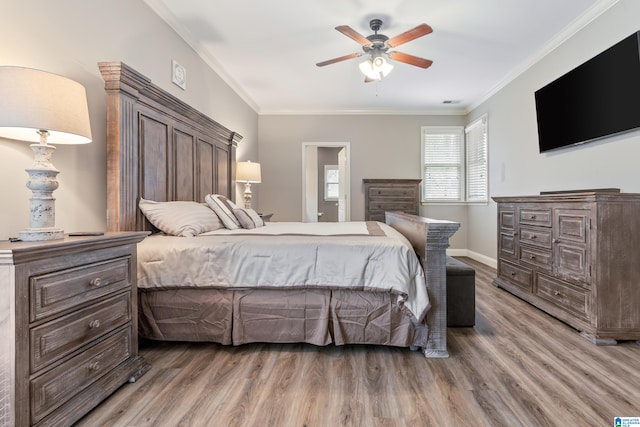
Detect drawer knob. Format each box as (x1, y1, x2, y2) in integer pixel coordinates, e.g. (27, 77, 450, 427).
(553, 290, 562, 297)
(90, 277, 103, 287)
(510, 272, 516, 276)
(531, 234, 537, 239)
(531, 215, 536, 219)
(88, 361, 101, 371)
(89, 319, 101, 329)
(529, 255, 536, 260)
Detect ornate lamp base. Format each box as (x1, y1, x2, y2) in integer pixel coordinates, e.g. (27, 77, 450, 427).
(20, 136, 65, 241)
(243, 182, 253, 209)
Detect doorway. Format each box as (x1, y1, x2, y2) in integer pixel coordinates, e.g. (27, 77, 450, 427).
(302, 142, 351, 222)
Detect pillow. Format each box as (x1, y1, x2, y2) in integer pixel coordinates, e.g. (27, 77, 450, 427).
(205, 194, 241, 229)
(138, 198, 223, 237)
(233, 208, 265, 229)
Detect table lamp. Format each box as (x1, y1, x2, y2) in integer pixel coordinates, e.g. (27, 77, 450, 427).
(236, 160, 261, 209)
(0, 66, 92, 241)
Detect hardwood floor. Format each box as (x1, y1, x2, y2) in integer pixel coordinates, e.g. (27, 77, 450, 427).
(75, 258, 640, 427)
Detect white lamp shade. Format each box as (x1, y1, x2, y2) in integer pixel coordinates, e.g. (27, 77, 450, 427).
(236, 161, 261, 183)
(0, 66, 92, 144)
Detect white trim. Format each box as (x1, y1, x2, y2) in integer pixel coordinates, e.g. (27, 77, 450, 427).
(446, 249, 497, 269)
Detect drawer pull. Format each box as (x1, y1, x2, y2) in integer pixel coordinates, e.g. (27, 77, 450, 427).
(531, 234, 537, 239)
(530, 215, 536, 219)
(529, 255, 536, 260)
(90, 277, 103, 287)
(88, 319, 101, 329)
(510, 272, 516, 276)
(553, 290, 562, 297)
(88, 361, 101, 371)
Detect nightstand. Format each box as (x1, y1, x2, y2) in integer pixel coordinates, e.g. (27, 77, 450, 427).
(258, 213, 273, 222)
(0, 232, 149, 427)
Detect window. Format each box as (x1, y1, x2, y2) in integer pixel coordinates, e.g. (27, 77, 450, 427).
(465, 115, 488, 202)
(421, 114, 488, 203)
(324, 165, 339, 201)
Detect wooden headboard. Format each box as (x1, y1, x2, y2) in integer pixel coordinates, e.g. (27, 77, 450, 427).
(99, 62, 243, 232)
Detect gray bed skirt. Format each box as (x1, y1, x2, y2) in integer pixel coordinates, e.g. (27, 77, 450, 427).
(138, 287, 428, 348)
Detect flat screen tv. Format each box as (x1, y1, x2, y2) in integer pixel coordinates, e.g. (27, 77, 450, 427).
(535, 31, 640, 153)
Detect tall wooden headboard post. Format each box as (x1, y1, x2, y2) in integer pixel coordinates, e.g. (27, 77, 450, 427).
(98, 62, 242, 232)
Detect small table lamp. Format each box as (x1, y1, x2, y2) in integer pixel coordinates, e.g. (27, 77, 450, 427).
(0, 66, 92, 241)
(236, 160, 261, 209)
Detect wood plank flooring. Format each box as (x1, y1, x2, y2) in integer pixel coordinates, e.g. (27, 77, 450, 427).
(75, 258, 640, 426)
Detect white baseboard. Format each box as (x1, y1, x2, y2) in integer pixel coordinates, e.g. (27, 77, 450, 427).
(446, 249, 497, 269)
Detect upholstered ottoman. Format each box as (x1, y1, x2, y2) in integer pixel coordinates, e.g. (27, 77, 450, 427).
(446, 256, 476, 327)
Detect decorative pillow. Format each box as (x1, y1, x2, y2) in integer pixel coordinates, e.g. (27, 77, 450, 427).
(233, 208, 265, 229)
(204, 194, 241, 229)
(138, 198, 223, 237)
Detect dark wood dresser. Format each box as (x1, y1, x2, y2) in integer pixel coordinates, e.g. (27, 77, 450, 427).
(0, 232, 149, 426)
(363, 179, 421, 222)
(493, 192, 640, 345)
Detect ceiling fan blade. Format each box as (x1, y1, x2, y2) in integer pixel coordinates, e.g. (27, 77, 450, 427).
(335, 25, 371, 46)
(388, 51, 433, 69)
(316, 52, 363, 67)
(386, 23, 433, 47)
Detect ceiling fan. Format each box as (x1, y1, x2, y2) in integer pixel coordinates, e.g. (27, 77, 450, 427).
(316, 19, 433, 83)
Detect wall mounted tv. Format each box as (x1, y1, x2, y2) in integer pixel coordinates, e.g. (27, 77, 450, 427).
(535, 31, 640, 153)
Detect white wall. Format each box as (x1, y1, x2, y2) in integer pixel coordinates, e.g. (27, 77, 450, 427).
(0, 0, 258, 240)
(466, 0, 640, 264)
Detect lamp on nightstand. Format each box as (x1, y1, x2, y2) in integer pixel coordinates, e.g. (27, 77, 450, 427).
(236, 160, 261, 209)
(0, 66, 92, 241)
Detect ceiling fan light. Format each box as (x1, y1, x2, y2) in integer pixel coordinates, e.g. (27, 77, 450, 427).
(359, 59, 380, 81)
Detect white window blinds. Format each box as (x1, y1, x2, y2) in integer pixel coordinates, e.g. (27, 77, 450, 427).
(465, 115, 488, 202)
(422, 126, 464, 201)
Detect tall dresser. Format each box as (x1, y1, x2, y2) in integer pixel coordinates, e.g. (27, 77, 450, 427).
(0, 232, 149, 426)
(363, 179, 421, 222)
(492, 191, 640, 345)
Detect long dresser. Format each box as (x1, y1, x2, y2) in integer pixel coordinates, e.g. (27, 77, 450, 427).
(363, 179, 421, 222)
(493, 191, 640, 345)
(0, 232, 149, 426)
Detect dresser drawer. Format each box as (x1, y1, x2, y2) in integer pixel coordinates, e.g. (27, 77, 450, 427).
(31, 292, 131, 372)
(536, 273, 589, 320)
(519, 226, 552, 249)
(520, 246, 552, 271)
(499, 260, 532, 291)
(369, 201, 417, 213)
(30, 326, 133, 423)
(519, 208, 551, 226)
(368, 185, 418, 199)
(31, 257, 131, 322)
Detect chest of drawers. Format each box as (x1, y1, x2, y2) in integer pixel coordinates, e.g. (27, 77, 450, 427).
(363, 179, 421, 222)
(493, 192, 640, 345)
(0, 232, 149, 426)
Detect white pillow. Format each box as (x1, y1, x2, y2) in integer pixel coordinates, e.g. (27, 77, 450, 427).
(233, 208, 265, 229)
(204, 194, 241, 229)
(138, 198, 223, 237)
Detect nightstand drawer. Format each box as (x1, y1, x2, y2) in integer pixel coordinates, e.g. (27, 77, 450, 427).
(30, 326, 133, 423)
(31, 292, 131, 372)
(31, 257, 131, 322)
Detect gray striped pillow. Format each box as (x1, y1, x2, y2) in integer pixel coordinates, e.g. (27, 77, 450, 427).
(205, 194, 241, 229)
(138, 198, 223, 236)
(233, 208, 265, 229)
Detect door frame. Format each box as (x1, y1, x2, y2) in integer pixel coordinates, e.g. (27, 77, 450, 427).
(301, 142, 351, 222)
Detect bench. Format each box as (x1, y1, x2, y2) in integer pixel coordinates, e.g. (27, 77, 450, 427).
(446, 256, 476, 327)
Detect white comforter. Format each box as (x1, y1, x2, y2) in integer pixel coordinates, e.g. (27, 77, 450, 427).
(136, 221, 430, 321)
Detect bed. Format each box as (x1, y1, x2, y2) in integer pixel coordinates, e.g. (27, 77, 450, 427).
(98, 61, 460, 358)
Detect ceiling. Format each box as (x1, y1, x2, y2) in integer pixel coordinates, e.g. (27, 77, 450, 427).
(142, 0, 615, 115)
